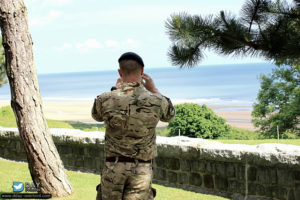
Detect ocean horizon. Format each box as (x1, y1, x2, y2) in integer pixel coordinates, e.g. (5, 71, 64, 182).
(0, 63, 275, 107)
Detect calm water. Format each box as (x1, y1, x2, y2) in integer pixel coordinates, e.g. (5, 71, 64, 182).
(0, 63, 275, 106)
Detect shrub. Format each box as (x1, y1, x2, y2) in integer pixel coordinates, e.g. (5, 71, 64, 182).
(168, 103, 231, 139)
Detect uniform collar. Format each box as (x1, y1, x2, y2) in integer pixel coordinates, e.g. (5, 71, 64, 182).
(121, 82, 142, 89)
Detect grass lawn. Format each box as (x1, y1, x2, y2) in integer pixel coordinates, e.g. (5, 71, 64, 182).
(1, 105, 299, 146)
(0, 106, 105, 132)
(0, 159, 228, 200)
(216, 139, 300, 146)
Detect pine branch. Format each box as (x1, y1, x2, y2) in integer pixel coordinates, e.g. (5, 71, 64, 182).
(248, 0, 261, 33)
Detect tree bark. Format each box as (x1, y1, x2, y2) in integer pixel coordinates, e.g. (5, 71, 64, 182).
(0, 0, 73, 197)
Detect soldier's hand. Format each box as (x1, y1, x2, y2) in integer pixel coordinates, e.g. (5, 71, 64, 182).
(142, 73, 160, 94)
(116, 78, 122, 89)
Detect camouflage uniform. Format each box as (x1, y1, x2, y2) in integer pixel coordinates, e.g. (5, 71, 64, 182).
(92, 82, 175, 200)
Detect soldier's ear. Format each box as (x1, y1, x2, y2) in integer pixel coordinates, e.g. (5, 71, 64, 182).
(118, 69, 123, 77)
(140, 67, 144, 75)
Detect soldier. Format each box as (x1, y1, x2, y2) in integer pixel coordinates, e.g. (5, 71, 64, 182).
(92, 52, 175, 200)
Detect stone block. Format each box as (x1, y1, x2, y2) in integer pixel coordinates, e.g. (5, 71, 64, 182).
(3, 148, 10, 157)
(277, 169, 294, 187)
(9, 140, 16, 148)
(248, 183, 256, 195)
(266, 186, 287, 200)
(189, 173, 202, 187)
(61, 156, 68, 166)
(228, 180, 245, 194)
(167, 171, 177, 183)
(71, 146, 79, 155)
(228, 180, 237, 193)
(98, 150, 104, 159)
(84, 157, 95, 169)
(236, 165, 245, 180)
(203, 174, 214, 189)
(78, 147, 84, 155)
(75, 157, 84, 168)
(166, 158, 180, 170)
(295, 171, 300, 181)
(68, 157, 75, 167)
(257, 167, 276, 184)
(256, 184, 266, 196)
(178, 173, 188, 185)
(295, 184, 300, 200)
(89, 147, 99, 157)
(226, 163, 235, 178)
(153, 168, 166, 181)
(15, 151, 25, 160)
(61, 145, 72, 155)
(154, 157, 165, 168)
(288, 189, 295, 200)
(215, 162, 226, 177)
(84, 147, 89, 156)
(248, 166, 257, 182)
(95, 158, 103, 171)
(215, 176, 228, 191)
(15, 141, 22, 152)
(206, 162, 216, 174)
(180, 159, 191, 172)
(18, 152, 27, 160)
(191, 160, 199, 172)
(198, 161, 206, 173)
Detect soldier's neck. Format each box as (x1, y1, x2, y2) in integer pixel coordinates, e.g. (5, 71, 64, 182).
(122, 76, 142, 83)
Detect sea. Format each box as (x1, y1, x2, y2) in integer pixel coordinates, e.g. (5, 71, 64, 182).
(0, 63, 275, 109)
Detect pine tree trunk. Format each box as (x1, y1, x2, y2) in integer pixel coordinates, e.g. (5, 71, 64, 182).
(0, 0, 73, 197)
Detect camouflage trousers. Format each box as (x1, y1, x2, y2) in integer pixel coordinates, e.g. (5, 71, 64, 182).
(96, 161, 155, 200)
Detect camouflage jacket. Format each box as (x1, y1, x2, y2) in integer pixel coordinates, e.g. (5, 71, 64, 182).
(92, 82, 175, 161)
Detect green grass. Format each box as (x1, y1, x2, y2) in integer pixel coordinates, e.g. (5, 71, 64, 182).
(2, 105, 300, 146)
(66, 121, 106, 132)
(156, 127, 171, 137)
(0, 159, 228, 200)
(0, 106, 104, 132)
(216, 139, 300, 146)
(0, 106, 73, 129)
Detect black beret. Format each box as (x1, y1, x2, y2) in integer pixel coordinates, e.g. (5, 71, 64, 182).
(118, 52, 144, 67)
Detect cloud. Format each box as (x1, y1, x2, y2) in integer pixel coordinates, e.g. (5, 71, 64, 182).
(55, 43, 73, 51)
(30, 10, 62, 26)
(55, 38, 140, 53)
(75, 39, 103, 51)
(43, 0, 72, 7)
(123, 38, 140, 48)
(105, 40, 119, 47)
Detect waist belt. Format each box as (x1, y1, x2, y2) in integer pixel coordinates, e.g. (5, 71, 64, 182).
(106, 156, 151, 163)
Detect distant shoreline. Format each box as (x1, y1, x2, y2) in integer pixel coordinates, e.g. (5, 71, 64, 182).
(0, 100, 256, 130)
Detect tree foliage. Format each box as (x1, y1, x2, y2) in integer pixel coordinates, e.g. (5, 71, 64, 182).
(166, 0, 300, 136)
(166, 0, 300, 67)
(252, 64, 300, 137)
(168, 103, 231, 139)
(0, 37, 7, 87)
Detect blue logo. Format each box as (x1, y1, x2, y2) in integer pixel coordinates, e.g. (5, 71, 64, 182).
(13, 182, 24, 192)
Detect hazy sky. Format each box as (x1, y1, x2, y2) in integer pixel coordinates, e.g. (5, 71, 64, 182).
(24, 0, 272, 74)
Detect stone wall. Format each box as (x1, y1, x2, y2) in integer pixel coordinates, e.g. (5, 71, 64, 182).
(1, 127, 300, 200)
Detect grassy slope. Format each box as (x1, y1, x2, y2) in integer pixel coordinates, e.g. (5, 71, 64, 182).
(1, 105, 299, 146)
(0, 159, 228, 200)
(216, 139, 300, 146)
(0, 106, 105, 131)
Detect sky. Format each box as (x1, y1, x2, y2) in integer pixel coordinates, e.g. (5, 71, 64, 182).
(24, 0, 271, 74)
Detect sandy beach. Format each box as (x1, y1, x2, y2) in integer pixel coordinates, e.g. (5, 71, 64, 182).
(0, 100, 256, 130)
